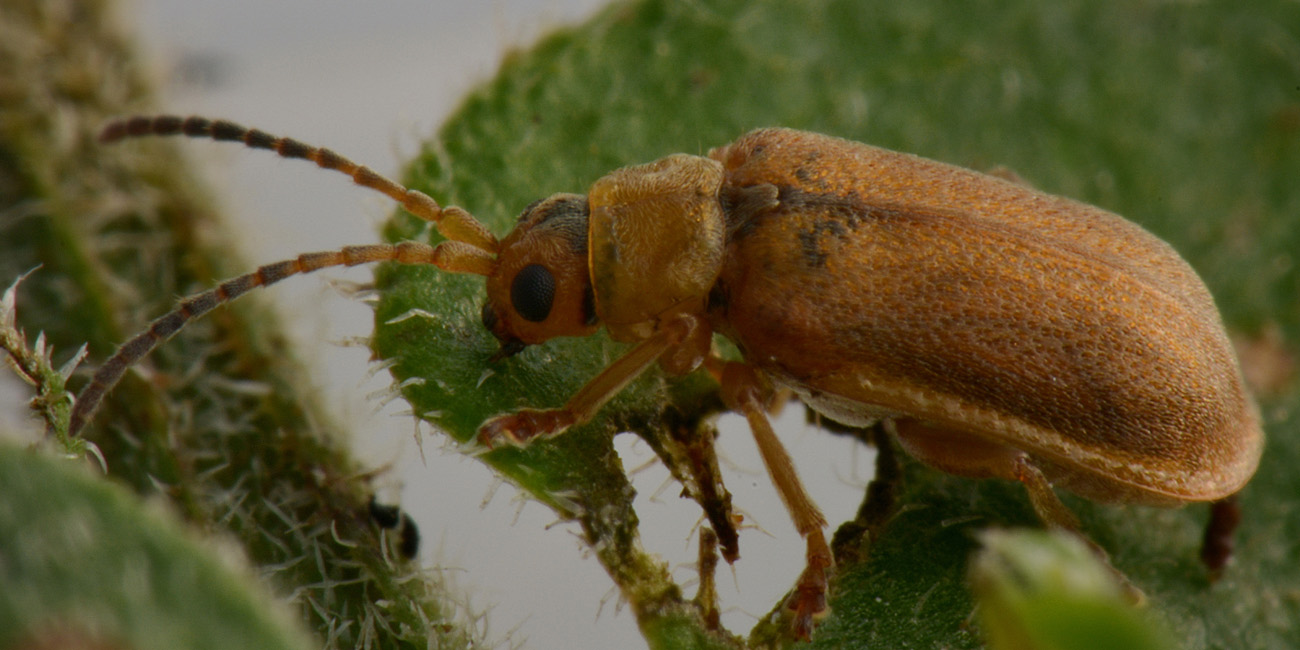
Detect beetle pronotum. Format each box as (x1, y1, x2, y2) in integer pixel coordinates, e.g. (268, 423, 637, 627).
(74, 115, 1263, 638)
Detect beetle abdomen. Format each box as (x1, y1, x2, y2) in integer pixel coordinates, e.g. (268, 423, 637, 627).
(708, 129, 1262, 504)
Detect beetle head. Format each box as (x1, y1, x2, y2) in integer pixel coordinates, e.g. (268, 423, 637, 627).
(479, 193, 600, 359)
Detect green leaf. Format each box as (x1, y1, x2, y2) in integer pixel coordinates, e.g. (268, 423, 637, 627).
(0, 440, 314, 650)
(373, 0, 1299, 647)
(971, 529, 1173, 650)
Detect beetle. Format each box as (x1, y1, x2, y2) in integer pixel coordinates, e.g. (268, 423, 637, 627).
(74, 115, 1264, 638)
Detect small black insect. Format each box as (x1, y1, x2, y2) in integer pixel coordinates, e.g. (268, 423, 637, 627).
(369, 496, 420, 560)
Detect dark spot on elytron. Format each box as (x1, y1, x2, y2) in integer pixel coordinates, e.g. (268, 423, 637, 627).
(798, 229, 826, 267)
(794, 163, 833, 191)
(799, 219, 849, 268)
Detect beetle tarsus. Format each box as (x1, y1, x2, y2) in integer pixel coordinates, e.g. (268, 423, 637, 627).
(787, 528, 832, 639)
(694, 526, 723, 631)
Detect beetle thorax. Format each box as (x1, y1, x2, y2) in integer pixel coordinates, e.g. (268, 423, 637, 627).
(587, 153, 728, 342)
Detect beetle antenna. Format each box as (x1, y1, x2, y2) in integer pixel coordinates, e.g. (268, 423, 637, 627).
(68, 241, 495, 437)
(100, 115, 500, 255)
(74, 116, 507, 437)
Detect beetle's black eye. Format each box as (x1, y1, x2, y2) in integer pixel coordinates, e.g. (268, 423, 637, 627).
(511, 264, 555, 322)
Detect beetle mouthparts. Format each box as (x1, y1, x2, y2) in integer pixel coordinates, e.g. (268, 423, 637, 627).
(490, 339, 527, 362)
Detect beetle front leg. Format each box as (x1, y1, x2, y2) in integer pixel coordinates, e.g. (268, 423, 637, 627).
(715, 361, 831, 640)
(478, 315, 699, 446)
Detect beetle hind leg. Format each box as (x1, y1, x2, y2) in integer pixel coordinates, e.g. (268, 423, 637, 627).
(1200, 494, 1241, 579)
(1015, 455, 1146, 603)
(1010, 454, 1083, 532)
(891, 419, 1081, 528)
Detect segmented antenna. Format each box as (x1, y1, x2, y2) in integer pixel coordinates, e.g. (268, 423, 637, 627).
(70, 116, 504, 437)
(100, 116, 500, 254)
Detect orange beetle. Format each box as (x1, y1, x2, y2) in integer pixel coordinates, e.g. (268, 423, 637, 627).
(75, 117, 1263, 638)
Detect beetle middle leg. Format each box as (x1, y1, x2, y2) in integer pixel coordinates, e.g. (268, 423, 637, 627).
(715, 360, 831, 640)
(892, 419, 1144, 601)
